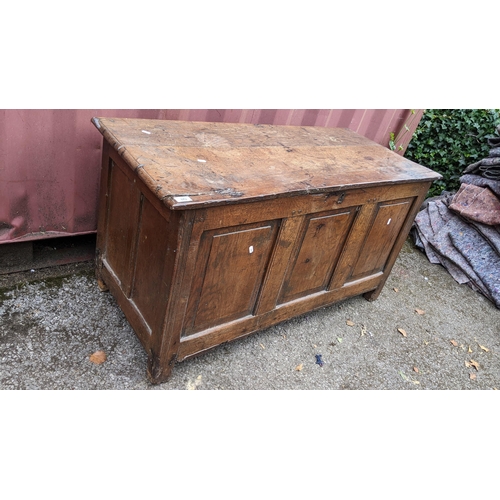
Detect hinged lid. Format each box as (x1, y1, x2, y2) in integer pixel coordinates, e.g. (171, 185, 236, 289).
(92, 117, 441, 210)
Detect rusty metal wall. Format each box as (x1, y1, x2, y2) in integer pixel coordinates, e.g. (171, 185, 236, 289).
(0, 109, 422, 245)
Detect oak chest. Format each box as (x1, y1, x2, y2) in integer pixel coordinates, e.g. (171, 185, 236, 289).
(92, 117, 440, 383)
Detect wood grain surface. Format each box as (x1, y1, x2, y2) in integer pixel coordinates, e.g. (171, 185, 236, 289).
(93, 118, 441, 383)
(92, 117, 440, 210)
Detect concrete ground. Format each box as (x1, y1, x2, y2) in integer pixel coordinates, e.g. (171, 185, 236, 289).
(1, 238, 499, 390)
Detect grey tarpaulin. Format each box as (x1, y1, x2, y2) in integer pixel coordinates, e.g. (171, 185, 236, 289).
(411, 134, 500, 308)
(462, 125, 500, 179)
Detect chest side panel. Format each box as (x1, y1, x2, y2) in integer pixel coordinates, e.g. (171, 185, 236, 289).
(131, 196, 177, 337)
(104, 160, 142, 294)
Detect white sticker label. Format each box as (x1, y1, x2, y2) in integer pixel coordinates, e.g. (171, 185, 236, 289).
(173, 196, 193, 202)
(249, 246, 254, 254)
(387, 218, 392, 225)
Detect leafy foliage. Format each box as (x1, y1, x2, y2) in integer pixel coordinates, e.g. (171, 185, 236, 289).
(404, 109, 500, 197)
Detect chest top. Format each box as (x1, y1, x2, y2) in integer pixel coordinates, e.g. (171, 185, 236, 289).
(92, 117, 440, 210)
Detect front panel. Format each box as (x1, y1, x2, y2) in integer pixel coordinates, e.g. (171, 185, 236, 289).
(348, 198, 413, 282)
(279, 208, 358, 303)
(184, 220, 280, 334)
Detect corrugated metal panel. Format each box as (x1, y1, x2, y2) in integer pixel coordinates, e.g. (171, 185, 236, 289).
(158, 109, 422, 149)
(0, 109, 167, 244)
(0, 109, 422, 245)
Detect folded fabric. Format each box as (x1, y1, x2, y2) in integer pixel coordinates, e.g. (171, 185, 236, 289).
(429, 212, 492, 298)
(411, 125, 500, 308)
(448, 183, 500, 225)
(459, 174, 500, 198)
(463, 127, 500, 178)
(413, 199, 475, 284)
(413, 202, 448, 265)
(463, 157, 500, 178)
(449, 223, 500, 308)
(412, 192, 500, 308)
(466, 220, 500, 255)
(489, 147, 500, 158)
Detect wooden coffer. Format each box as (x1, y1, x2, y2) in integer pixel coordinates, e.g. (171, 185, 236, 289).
(92, 117, 440, 383)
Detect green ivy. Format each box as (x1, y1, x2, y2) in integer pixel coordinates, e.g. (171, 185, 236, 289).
(404, 109, 500, 197)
